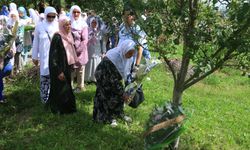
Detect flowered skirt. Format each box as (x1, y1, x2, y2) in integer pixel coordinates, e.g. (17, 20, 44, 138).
(93, 57, 124, 123)
(40, 75, 50, 104)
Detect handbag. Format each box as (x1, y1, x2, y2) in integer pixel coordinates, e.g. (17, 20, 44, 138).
(128, 84, 145, 108)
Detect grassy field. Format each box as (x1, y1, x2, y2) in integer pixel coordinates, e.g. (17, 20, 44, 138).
(0, 64, 249, 150)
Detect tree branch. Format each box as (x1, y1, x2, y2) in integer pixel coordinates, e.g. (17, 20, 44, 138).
(164, 57, 177, 84)
(184, 50, 238, 90)
(212, 14, 250, 59)
(177, 0, 197, 89)
(184, 6, 250, 89)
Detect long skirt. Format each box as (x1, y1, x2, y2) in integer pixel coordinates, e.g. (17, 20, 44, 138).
(93, 57, 124, 123)
(85, 56, 101, 82)
(40, 75, 50, 104)
(48, 70, 76, 114)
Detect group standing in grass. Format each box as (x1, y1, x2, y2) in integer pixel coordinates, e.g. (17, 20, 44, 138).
(0, 3, 150, 127)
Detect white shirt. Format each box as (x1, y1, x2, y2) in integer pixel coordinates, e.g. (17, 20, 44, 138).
(32, 21, 58, 76)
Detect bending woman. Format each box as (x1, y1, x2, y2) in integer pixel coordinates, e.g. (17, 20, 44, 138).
(93, 39, 136, 126)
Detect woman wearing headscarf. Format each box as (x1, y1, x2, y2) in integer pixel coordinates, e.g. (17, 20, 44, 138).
(0, 15, 9, 41)
(0, 5, 9, 16)
(28, 8, 40, 25)
(0, 13, 15, 103)
(85, 17, 106, 82)
(7, 10, 20, 74)
(18, 7, 31, 25)
(7, 10, 19, 28)
(18, 7, 32, 63)
(70, 5, 88, 92)
(93, 39, 136, 127)
(9, 3, 17, 12)
(48, 16, 78, 114)
(32, 6, 58, 104)
(13, 6, 32, 73)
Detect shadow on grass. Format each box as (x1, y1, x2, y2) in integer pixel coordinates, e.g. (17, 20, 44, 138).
(0, 79, 143, 150)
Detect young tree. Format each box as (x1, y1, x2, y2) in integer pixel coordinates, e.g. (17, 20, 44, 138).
(135, 0, 249, 106)
(127, 0, 250, 149)
(1, 0, 249, 148)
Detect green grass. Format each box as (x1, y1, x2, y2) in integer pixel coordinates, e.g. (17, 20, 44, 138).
(0, 64, 249, 150)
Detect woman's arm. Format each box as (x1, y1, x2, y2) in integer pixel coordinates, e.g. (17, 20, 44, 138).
(81, 27, 88, 45)
(31, 25, 40, 65)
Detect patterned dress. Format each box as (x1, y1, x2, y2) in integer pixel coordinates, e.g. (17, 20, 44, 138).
(93, 57, 124, 123)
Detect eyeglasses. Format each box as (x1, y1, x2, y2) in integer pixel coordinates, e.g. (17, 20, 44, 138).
(47, 15, 56, 19)
(73, 11, 80, 14)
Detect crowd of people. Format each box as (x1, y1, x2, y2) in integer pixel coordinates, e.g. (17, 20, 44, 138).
(0, 2, 151, 127)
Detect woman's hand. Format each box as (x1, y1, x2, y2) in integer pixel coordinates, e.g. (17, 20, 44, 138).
(32, 59, 39, 66)
(75, 59, 81, 66)
(58, 72, 65, 81)
(123, 92, 131, 104)
(101, 53, 106, 58)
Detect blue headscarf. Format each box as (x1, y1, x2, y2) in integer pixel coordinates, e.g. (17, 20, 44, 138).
(18, 6, 28, 19)
(0, 5, 9, 16)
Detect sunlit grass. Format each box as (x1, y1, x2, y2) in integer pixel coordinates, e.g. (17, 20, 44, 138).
(0, 64, 249, 150)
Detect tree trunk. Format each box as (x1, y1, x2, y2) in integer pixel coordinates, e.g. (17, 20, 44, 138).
(170, 86, 183, 149)
(172, 84, 183, 107)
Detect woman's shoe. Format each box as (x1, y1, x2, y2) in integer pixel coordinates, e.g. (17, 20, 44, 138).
(0, 99, 7, 104)
(74, 87, 86, 93)
(81, 87, 86, 92)
(110, 119, 118, 127)
(74, 87, 81, 93)
(123, 115, 132, 123)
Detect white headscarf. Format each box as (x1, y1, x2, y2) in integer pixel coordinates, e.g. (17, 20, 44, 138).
(70, 5, 88, 30)
(7, 10, 19, 26)
(44, 6, 57, 16)
(42, 6, 58, 37)
(106, 39, 136, 79)
(89, 17, 99, 30)
(82, 12, 87, 22)
(0, 15, 8, 30)
(9, 3, 17, 12)
(28, 8, 40, 25)
(39, 13, 45, 21)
